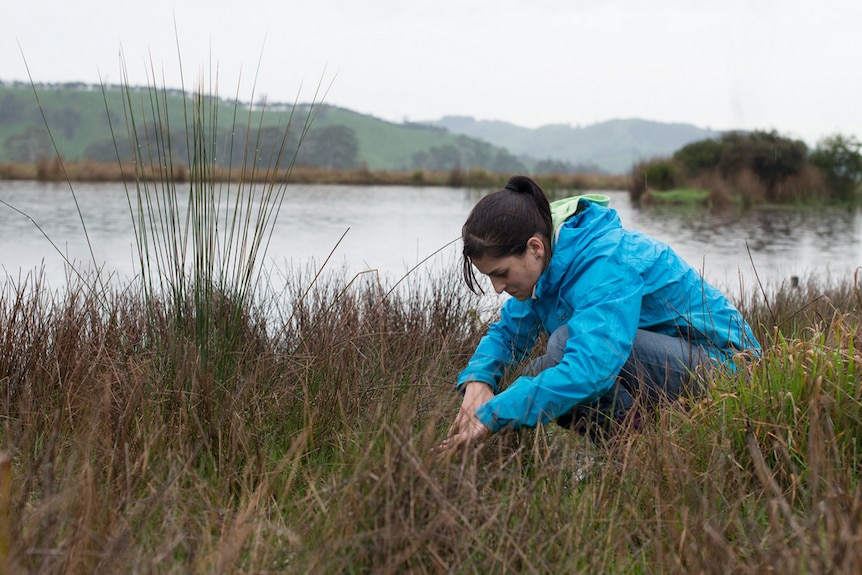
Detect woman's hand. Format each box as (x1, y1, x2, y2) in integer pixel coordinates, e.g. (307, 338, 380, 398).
(436, 381, 494, 451)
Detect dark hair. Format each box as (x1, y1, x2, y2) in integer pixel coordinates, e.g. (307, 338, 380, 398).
(461, 175, 553, 294)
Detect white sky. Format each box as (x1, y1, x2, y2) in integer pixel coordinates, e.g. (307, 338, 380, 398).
(3, 0, 860, 146)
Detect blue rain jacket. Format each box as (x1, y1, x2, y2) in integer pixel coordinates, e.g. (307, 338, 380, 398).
(458, 197, 761, 433)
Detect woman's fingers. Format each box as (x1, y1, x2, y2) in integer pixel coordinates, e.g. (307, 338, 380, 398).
(434, 419, 491, 454)
(437, 381, 494, 454)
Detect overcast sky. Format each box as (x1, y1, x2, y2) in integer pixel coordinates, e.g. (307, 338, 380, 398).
(4, 0, 860, 146)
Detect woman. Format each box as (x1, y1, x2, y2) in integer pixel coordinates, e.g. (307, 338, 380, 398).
(442, 175, 760, 448)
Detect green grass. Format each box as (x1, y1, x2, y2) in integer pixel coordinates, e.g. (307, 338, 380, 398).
(643, 188, 711, 205)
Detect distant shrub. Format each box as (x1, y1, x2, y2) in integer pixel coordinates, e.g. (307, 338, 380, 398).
(747, 132, 807, 197)
(713, 131, 809, 200)
(446, 166, 465, 187)
(463, 168, 497, 189)
(647, 130, 818, 203)
(730, 168, 768, 206)
(690, 171, 734, 207)
(628, 159, 679, 201)
(628, 160, 650, 202)
(809, 134, 862, 201)
(644, 160, 678, 190)
(674, 138, 723, 177)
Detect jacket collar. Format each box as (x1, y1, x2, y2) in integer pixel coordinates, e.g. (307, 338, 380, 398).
(533, 199, 620, 301)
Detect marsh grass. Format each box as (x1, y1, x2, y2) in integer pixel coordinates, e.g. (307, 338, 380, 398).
(2, 68, 862, 572)
(1, 261, 860, 573)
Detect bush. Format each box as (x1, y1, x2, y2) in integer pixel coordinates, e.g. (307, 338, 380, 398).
(637, 131, 824, 204)
(643, 160, 678, 190)
(809, 134, 862, 201)
(717, 131, 808, 200)
(674, 138, 723, 177)
(628, 159, 679, 201)
(628, 161, 649, 202)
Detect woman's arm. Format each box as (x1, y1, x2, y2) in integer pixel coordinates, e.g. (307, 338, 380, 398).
(456, 297, 542, 393)
(476, 256, 644, 432)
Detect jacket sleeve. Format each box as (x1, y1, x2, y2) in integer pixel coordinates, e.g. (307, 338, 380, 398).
(475, 250, 644, 432)
(456, 297, 542, 394)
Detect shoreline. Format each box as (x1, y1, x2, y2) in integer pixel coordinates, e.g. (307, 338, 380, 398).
(0, 160, 629, 190)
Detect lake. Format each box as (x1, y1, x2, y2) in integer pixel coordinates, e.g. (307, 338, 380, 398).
(1, 181, 860, 298)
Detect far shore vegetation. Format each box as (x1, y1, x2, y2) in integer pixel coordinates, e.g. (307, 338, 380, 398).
(0, 159, 628, 191)
(2, 130, 860, 208)
(1, 73, 861, 572)
(631, 130, 862, 206)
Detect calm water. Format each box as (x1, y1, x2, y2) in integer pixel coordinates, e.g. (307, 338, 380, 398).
(1, 181, 860, 297)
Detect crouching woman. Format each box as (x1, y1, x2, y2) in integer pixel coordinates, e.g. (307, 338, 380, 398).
(441, 175, 760, 448)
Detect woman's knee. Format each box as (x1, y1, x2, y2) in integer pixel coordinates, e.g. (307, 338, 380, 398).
(523, 325, 569, 376)
(620, 329, 708, 402)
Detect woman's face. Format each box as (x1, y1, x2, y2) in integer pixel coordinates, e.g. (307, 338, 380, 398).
(470, 236, 547, 301)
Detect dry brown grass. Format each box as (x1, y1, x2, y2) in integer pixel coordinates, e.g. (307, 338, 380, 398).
(0, 266, 860, 573)
(0, 161, 627, 191)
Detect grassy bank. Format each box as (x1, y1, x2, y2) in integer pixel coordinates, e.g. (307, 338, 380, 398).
(639, 188, 712, 206)
(0, 265, 860, 573)
(0, 160, 628, 192)
(2, 70, 860, 573)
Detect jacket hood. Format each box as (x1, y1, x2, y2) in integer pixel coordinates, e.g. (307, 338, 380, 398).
(550, 194, 610, 246)
(538, 195, 614, 301)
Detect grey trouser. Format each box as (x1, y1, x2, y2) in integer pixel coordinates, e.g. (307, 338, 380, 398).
(523, 326, 711, 430)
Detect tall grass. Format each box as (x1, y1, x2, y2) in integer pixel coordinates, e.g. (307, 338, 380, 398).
(0, 266, 860, 572)
(101, 61, 337, 425)
(1, 69, 861, 572)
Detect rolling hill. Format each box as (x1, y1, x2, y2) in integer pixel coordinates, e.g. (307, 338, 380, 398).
(426, 116, 723, 174)
(0, 81, 721, 175)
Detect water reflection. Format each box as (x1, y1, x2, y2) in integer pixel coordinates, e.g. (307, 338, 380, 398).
(0, 181, 859, 296)
(614, 194, 862, 290)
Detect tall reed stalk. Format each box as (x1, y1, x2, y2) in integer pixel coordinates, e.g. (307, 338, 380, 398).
(109, 61, 318, 370)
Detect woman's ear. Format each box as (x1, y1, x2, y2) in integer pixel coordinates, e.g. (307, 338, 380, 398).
(526, 235, 545, 259)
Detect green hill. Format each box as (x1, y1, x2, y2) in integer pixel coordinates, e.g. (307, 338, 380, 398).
(0, 81, 527, 174)
(0, 81, 723, 175)
(427, 116, 723, 174)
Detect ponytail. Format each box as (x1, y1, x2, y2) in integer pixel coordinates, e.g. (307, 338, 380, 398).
(461, 175, 553, 294)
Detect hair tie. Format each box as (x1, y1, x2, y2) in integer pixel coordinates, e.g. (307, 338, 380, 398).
(504, 183, 518, 192)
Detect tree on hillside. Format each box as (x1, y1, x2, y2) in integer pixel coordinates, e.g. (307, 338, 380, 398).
(0, 93, 25, 123)
(413, 145, 462, 172)
(47, 106, 82, 139)
(243, 125, 299, 169)
(4, 126, 51, 162)
(490, 150, 527, 174)
(534, 159, 572, 174)
(297, 125, 359, 170)
(85, 138, 137, 163)
(809, 134, 862, 200)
